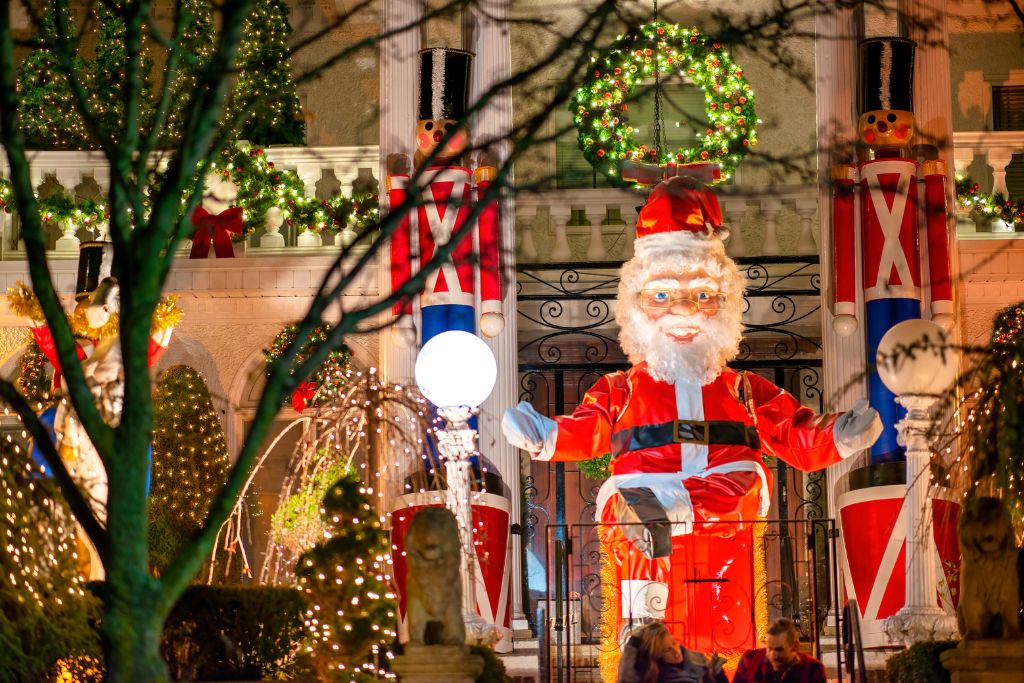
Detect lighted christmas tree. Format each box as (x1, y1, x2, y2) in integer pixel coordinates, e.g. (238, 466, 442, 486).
(15, 10, 90, 149)
(148, 365, 230, 570)
(294, 470, 397, 682)
(88, 5, 155, 140)
(16, 333, 52, 407)
(0, 433, 102, 682)
(161, 0, 216, 145)
(226, 0, 306, 145)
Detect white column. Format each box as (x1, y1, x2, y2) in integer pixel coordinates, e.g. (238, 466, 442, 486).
(378, 0, 420, 450)
(815, 5, 866, 513)
(471, 0, 524, 643)
(814, 7, 866, 647)
(883, 395, 957, 645)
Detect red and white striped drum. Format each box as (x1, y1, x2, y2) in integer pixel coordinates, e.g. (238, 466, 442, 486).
(837, 485, 960, 647)
(391, 491, 512, 644)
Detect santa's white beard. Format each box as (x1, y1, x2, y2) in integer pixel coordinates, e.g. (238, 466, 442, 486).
(618, 305, 743, 385)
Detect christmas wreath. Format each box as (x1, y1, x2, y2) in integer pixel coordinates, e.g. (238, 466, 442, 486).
(264, 322, 351, 413)
(572, 21, 758, 183)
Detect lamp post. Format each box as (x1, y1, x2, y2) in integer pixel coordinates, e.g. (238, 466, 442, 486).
(876, 318, 959, 645)
(415, 330, 501, 645)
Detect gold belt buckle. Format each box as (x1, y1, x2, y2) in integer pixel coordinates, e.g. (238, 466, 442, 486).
(674, 419, 709, 445)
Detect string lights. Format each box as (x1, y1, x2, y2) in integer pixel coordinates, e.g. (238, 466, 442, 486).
(295, 470, 398, 681)
(149, 365, 231, 571)
(573, 21, 758, 183)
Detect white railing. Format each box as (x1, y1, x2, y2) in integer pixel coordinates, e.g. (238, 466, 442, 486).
(515, 184, 820, 263)
(953, 130, 1024, 239)
(0, 145, 380, 258)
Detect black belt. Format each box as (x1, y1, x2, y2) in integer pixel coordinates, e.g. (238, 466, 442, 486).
(610, 419, 760, 457)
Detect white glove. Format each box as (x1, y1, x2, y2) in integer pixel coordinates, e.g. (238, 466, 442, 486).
(501, 401, 557, 457)
(833, 399, 883, 458)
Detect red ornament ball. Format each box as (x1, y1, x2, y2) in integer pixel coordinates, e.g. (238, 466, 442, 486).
(597, 149, 606, 157)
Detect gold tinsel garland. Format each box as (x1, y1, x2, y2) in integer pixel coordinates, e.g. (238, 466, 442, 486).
(598, 528, 620, 683)
(6, 282, 182, 340)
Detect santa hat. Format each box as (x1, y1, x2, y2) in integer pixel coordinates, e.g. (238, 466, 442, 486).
(621, 176, 742, 298)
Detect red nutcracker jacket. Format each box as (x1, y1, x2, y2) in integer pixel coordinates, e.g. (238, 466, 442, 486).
(537, 363, 846, 531)
(832, 158, 953, 318)
(388, 165, 501, 317)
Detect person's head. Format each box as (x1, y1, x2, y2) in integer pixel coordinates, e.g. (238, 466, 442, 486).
(765, 618, 800, 672)
(634, 621, 683, 682)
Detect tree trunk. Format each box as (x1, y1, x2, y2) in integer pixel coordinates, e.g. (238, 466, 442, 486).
(101, 585, 169, 683)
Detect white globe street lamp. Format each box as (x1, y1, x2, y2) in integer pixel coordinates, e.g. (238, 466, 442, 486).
(876, 318, 959, 646)
(414, 330, 501, 647)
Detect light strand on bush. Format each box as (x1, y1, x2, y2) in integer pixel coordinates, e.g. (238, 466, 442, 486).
(295, 470, 397, 681)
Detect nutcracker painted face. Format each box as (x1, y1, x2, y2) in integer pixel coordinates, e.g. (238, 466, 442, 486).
(858, 109, 915, 150)
(415, 118, 469, 162)
(616, 234, 745, 386)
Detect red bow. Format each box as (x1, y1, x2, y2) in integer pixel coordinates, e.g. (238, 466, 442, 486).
(291, 381, 318, 413)
(190, 205, 244, 259)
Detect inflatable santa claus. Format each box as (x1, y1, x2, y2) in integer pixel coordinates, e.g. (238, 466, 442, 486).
(502, 174, 884, 660)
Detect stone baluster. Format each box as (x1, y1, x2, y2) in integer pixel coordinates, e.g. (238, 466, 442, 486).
(986, 148, 1014, 198)
(53, 168, 82, 252)
(759, 197, 783, 255)
(721, 198, 748, 258)
(294, 165, 322, 246)
(618, 202, 639, 260)
(517, 205, 538, 261)
(584, 205, 606, 261)
(550, 205, 572, 262)
(261, 206, 286, 248)
(793, 196, 818, 255)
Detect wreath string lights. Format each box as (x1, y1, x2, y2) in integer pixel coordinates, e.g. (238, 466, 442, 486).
(573, 21, 758, 183)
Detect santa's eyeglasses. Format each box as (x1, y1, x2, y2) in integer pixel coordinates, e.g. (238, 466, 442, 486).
(638, 287, 725, 313)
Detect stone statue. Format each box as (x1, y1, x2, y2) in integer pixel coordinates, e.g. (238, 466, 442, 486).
(404, 507, 465, 646)
(957, 496, 1021, 640)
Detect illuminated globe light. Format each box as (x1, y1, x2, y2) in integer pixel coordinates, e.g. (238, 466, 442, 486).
(414, 331, 497, 409)
(876, 319, 957, 396)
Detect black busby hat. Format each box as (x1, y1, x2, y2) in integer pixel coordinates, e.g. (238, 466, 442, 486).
(76, 240, 113, 301)
(859, 37, 916, 113)
(418, 48, 473, 122)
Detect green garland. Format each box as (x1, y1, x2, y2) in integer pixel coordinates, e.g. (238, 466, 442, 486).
(573, 21, 758, 184)
(956, 173, 1024, 227)
(207, 143, 380, 237)
(264, 321, 351, 410)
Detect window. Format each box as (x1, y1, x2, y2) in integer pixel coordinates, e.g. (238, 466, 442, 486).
(554, 81, 708, 189)
(992, 85, 1024, 131)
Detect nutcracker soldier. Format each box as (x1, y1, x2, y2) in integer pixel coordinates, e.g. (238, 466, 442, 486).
(831, 37, 954, 464)
(387, 47, 503, 344)
(503, 174, 883, 668)
(388, 47, 513, 649)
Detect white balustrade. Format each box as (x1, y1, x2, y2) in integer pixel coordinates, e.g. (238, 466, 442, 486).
(952, 130, 1024, 238)
(0, 146, 380, 258)
(514, 185, 820, 262)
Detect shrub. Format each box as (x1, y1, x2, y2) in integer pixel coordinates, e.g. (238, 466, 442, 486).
(471, 645, 510, 683)
(162, 585, 308, 681)
(886, 640, 958, 683)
